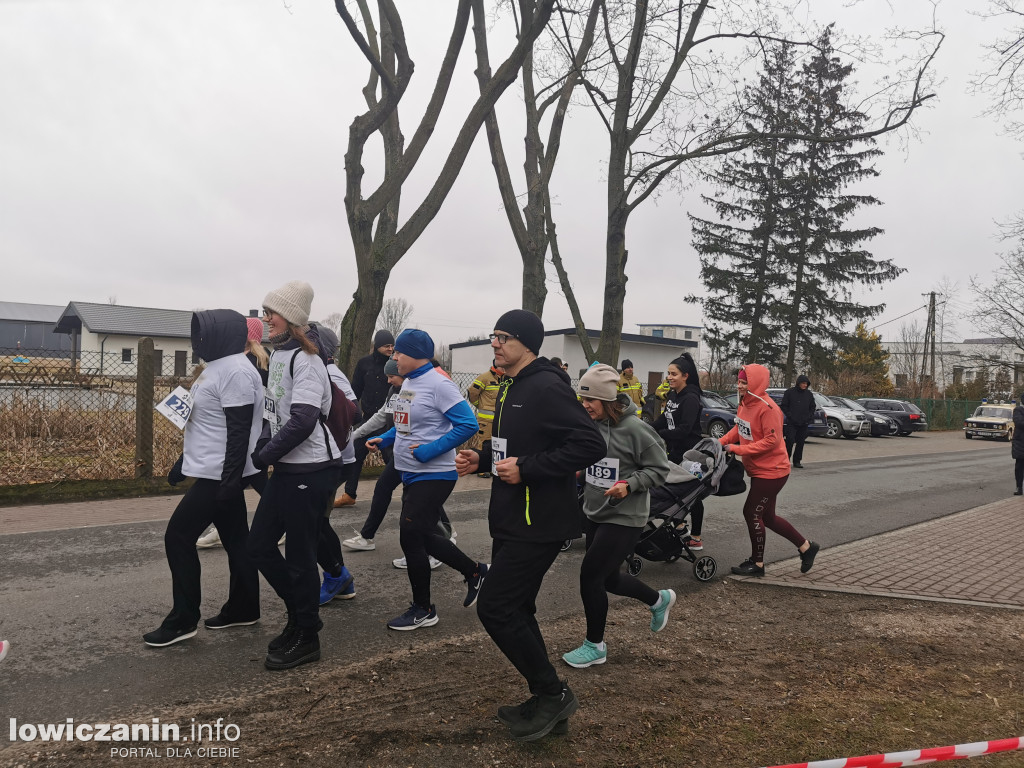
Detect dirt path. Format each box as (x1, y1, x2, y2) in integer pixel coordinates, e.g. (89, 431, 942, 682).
(6, 581, 1022, 768)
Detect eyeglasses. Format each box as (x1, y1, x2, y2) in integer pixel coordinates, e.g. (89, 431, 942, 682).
(262, 309, 275, 320)
(489, 333, 518, 345)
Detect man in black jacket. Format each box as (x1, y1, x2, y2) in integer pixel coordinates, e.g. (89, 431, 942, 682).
(334, 329, 394, 507)
(781, 374, 815, 468)
(456, 310, 605, 742)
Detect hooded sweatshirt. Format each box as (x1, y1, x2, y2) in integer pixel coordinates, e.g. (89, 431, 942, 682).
(476, 358, 606, 543)
(182, 310, 264, 486)
(719, 363, 790, 479)
(780, 374, 816, 427)
(581, 393, 670, 527)
(652, 382, 703, 463)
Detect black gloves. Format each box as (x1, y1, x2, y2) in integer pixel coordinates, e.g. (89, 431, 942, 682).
(168, 455, 186, 486)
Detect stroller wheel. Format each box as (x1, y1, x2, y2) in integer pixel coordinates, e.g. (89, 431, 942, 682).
(693, 555, 717, 582)
(627, 556, 643, 576)
(560, 538, 573, 552)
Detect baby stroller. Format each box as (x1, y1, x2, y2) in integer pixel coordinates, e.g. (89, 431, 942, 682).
(626, 438, 744, 582)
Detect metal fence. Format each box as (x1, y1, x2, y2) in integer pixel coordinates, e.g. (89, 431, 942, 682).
(0, 345, 190, 486)
(908, 398, 986, 432)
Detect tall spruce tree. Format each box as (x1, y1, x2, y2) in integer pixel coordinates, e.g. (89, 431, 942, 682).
(777, 27, 902, 384)
(687, 43, 799, 365)
(689, 28, 902, 382)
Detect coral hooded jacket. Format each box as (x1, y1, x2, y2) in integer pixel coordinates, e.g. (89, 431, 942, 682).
(718, 363, 791, 479)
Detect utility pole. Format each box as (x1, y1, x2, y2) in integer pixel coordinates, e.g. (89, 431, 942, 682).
(920, 292, 938, 394)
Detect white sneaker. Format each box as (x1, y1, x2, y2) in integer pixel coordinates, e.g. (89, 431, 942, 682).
(196, 528, 221, 549)
(342, 535, 375, 551)
(392, 556, 442, 570)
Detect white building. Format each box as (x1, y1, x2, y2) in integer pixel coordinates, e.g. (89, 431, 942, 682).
(54, 302, 196, 377)
(882, 337, 1024, 391)
(450, 327, 699, 396)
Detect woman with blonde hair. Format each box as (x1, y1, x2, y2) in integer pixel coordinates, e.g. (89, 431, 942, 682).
(247, 280, 345, 670)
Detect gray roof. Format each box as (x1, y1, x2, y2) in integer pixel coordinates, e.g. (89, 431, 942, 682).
(54, 302, 192, 338)
(0, 301, 66, 323)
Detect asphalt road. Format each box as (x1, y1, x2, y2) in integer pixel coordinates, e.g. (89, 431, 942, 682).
(0, 432, 1011, 734)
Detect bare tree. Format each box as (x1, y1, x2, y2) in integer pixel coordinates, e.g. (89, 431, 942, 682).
(969, 241, 1024, 358)
(331, 0, 555, 373)
(544, 1, 942, 366)
(890, 320, 925, 397)
(375, 297, 414, 338)
(320, 312, 345, 335)
(971, 0, 1024, 139)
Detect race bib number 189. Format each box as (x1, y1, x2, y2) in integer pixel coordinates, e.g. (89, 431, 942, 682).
(585, 457, 620, 489)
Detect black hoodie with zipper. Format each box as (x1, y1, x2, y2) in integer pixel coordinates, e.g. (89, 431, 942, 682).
(188, 310, 256, 500)
(474, 358, 605, 543)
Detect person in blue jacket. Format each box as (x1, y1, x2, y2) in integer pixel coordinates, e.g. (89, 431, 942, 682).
(367, 329, 487, 631)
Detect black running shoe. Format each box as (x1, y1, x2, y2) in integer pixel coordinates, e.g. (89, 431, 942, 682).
(730, 560, 765, 577)
(143, 625, 198, 648)
(800, 541, 820, 574)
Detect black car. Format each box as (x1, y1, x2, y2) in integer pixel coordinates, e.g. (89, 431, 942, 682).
(830, 396, 899, 437)
(857, 398, 928, 435)
(699, 392, 737, 439)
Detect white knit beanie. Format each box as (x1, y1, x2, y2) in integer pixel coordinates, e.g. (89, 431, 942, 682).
(577, 363, 620, 402)
(263, 280, 314, 327)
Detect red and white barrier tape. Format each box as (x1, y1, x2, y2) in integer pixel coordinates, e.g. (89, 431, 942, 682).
(761, 736, 1023, 768)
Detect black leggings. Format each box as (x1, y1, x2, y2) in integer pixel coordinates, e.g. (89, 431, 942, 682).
(580, 519, 659, 643)
(248, 465, 344, 630)
(161, 478, 260, 630)
(398, 479, 476, 609)
(359, 459, 453, 540)
(317, 463, 354, 577)
(1015, 458, 1024, 490)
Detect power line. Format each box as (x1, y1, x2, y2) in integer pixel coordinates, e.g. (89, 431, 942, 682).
(868, 300, 947, 332)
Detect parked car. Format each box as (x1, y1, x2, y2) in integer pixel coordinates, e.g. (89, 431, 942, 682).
(699, 392, 737, 439)
(963, 403, 1015, 441)
(722, 389, 830, 437)
(830, 396, 899, 437)
(767, 388, 869, 439)
(857, 398, 929, 435)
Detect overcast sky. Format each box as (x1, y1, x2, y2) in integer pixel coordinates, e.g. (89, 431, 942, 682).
(1, 0, 1020, 352)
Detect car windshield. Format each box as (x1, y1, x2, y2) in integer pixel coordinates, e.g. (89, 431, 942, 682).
(702, 392, 733, 409)
(812, 392, 836, 408)
(836, 397, 866, 411)
(974, 406, 1012, 418)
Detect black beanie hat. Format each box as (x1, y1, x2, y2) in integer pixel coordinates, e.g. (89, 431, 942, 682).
(373, 329, 395, 349)
(494, 309, 544, 355)
(621, 359, 633, 370)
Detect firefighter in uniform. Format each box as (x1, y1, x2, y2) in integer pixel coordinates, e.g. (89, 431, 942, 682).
(467, 360, 505, 476)
(617, 359, 644, 416)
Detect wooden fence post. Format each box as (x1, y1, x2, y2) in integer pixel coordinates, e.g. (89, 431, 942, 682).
(135, 337, 155, 479)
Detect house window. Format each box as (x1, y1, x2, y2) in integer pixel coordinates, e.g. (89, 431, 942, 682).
(652, 329, 663, 338)
(122, 348, 132, 363)
(966, 370, 975, 382)
(895, 374, 908, 388)
(684, 330, 692, 339)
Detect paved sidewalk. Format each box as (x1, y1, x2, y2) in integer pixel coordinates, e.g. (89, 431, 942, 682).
(735, 497, 1024, 610)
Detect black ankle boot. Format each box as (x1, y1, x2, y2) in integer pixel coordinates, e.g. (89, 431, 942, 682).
(265, 627, 320, 670)
(267, 613, 296, 652)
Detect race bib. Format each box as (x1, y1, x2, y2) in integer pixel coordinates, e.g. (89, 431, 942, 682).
(264, 395, 280, 435)
(384, 393, 398, 415)
(156, 387, 194, 430)
(491, 436, 508, 475)
(737, 417, 752, 441)
(586, 457, 620, 489)
(393, 399, 412, 434)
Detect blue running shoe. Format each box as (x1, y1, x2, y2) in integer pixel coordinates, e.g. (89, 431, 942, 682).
(649, 588, 676, 632)
(319, 569, 355, 605)
(387, 603, 438, 631)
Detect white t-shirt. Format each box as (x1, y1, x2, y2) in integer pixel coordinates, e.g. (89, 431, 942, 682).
(393, 367, 465, 474)
(327, 362, 357, 465)
(266, 348, 340, 464)
(182, 354, 264, 480)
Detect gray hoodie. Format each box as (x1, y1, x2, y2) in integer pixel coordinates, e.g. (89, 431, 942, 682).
(581, 394, 670, 527)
